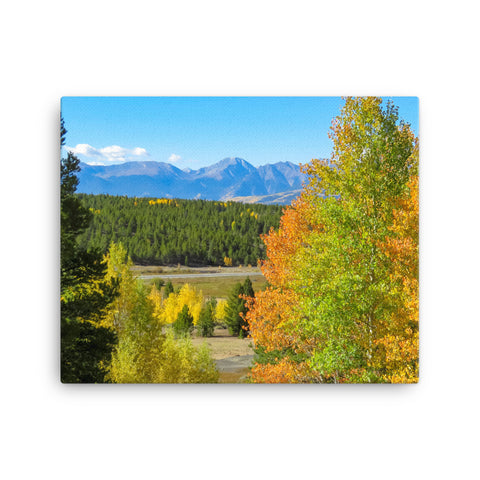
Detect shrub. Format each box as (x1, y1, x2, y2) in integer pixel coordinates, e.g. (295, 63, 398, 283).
(156, 330, 219, 383)
(164, 281, 174, 298)
(152, 278, 165, 290)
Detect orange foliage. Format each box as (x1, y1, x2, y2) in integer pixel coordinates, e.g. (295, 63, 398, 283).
(260, 196, 314, 287)
(249, 358, 313, 384)
(245, 287, 300, 353)
(376, 173, 419, 383)
(245, 197, 318, 383)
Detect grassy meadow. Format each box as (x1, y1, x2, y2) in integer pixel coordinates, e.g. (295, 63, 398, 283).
(136, 265, 268, 299)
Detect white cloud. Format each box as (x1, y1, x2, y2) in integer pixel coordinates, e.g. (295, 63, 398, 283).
(132, 147, 148, 156)
(168, 153, 181, 163)
(67, 143, 102, 157)
(66, 144, 150, 165)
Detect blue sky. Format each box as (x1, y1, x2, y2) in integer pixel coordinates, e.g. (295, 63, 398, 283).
(61, 96, 418, 170)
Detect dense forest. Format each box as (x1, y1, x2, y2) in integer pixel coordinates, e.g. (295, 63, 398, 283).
(75, 194, 283, 266)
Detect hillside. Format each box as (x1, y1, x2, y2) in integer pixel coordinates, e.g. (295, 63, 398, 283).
(76, 194, 283, 266)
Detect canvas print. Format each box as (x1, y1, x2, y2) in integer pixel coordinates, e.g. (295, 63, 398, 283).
(60, 96, 419, 384)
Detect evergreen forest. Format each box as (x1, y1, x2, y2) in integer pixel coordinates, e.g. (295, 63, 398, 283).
(75, 194, 283, 266)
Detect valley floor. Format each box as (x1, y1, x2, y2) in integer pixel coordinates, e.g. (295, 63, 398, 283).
(133, 264, 268, 298)
(132, 266, 260, 382)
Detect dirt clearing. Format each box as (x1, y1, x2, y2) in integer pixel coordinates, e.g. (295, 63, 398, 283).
(191, 327, 255, 383)
(191, 328, 254, 359)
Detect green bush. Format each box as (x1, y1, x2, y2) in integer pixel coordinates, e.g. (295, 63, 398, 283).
(164, 281, 174, 298)
(152, 278, 165, 290)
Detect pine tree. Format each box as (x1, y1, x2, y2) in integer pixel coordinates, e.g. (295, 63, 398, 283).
(198, 298, 216, 337)
(164, 281, 174, 298)
(60, 118, 118, 383)
(239, 277, 254, 337)
(225, 282, 244, 337)
(225, 278, 254, 338)
(173, 304, 194, 337)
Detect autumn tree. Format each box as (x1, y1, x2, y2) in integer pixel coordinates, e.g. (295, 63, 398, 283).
(244, 197, 318, 382)
(104, 243, 219, 383)
(295, 97, 418, 383)
(214, 299, 228, 325)
(148, 282, 164, 322)
(102, 242, 136, 332)
(375, 172, 419, 382)
(155, 330, 219, 383)
(107, 281, 164, 383)
(246, 97, 418, 383)
(103, 242, 163, 383)
(161, 283, 203, 325)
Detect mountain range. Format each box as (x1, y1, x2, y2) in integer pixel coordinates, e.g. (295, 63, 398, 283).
(77, 157, 307, 204)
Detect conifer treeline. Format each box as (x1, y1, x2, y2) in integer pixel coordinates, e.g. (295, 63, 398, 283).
(76, 194, 284, 266)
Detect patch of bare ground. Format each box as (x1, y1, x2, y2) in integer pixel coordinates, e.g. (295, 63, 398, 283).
(191, 328, 253, 360)
(218, 368, 251, 384)
(192, 327, 255, 383)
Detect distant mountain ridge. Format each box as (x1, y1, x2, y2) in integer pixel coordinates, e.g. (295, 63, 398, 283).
(77, 157, 307, 204)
